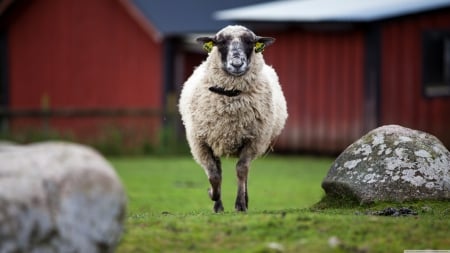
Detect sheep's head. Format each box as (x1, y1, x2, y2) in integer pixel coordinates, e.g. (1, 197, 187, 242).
(197, 25, 275, 77)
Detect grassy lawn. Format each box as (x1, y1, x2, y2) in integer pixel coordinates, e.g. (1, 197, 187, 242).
(110, 156, 449, 253)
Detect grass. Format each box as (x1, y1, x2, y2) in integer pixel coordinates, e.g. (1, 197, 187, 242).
(111, 156, 450, 253)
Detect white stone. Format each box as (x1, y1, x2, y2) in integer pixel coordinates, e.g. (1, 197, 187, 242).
(328, 236, 341, 248)
(267, 242, 285, 252)
(0, 142, 126, 253)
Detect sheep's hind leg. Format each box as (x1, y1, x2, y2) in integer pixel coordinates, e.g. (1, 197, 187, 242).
(235, 156, 251, 212)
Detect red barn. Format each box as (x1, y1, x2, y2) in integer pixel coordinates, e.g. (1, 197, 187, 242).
(0, 0, 269, 149)
(2, 0, 450, 154)
(217, 0, 450, 153)
(1, 0, 164, 144)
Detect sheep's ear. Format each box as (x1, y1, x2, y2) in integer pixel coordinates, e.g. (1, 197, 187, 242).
(196, 37, 215, 53)
(255, 36, 275, 53)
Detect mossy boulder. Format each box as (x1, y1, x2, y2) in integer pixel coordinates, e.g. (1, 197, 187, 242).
(322, 125, 450, 204)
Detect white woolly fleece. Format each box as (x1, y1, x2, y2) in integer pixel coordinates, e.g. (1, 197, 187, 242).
(179, 26, 288, 165)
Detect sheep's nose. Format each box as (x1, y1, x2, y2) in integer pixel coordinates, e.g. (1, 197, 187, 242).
(231, 58, 243, 68)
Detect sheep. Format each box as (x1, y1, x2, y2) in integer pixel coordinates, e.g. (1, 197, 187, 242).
(178, 25, 288, 212)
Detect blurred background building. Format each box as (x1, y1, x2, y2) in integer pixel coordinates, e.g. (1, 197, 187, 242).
(0, 0, 449, 155)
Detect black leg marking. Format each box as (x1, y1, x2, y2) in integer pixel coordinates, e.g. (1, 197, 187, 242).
(235, 158, 250, 212)
(205, 149, 224, 213)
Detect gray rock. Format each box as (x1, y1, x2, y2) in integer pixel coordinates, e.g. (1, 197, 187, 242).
(0, 140, 19, 151)
(0, 141, 126, 253)
(322, 125, 450, 204)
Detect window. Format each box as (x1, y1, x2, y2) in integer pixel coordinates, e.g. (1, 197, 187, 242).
(422, 30, 450, 97)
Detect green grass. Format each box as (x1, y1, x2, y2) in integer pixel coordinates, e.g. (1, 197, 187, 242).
(111, 156, 450, 253)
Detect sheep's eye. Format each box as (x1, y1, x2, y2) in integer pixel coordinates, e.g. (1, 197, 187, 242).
(215, 40, 225, 45)
(242, 37, 253, 44)
(215, 35, 232, 46)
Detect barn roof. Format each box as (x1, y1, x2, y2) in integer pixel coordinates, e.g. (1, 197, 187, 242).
(215, 0, 450, 22)
(129, 0, 270, 36)
(0, 0, 272, 40)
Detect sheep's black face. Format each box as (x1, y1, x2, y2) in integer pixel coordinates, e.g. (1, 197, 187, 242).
(197, 26, 275, 77)
(215, 32, 255, 76)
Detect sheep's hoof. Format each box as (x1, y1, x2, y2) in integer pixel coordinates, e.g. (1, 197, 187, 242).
(208, 188, 220, 201)
(235, 201, 247, 212)
(213, 200, 224, 213)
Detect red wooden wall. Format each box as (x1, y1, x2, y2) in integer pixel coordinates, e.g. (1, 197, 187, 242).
(380, 9, 450, 147)
(7, 0, 163, 140)
(263, 29, 365, 153)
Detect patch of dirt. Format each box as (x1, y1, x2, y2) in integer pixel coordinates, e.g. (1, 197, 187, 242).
(369, 207, 418, 216)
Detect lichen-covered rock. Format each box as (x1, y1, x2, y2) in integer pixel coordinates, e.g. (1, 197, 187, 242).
(0, 142, 126, 253)
(322, 125, 450, 204)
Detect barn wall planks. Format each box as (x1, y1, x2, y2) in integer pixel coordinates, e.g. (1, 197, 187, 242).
(263, 29, 365, 153)
(380, 9, 450, 147)
(6, 0, 163, 139)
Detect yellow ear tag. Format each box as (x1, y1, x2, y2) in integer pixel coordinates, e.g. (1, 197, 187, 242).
(203, 41, 214, 53)
(255, 42, 265, 53)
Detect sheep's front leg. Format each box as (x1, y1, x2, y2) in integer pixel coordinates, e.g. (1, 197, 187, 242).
(235, 156, 252, 212)
(208, 155, 224, 213)
(198, 145, 224, 212)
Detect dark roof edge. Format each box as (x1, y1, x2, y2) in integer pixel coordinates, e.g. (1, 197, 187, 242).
(0, 0, 15, 16)
(117, 0, 162, 42)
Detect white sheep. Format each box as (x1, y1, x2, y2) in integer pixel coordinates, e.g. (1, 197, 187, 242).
(178, 25, 288, 212)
